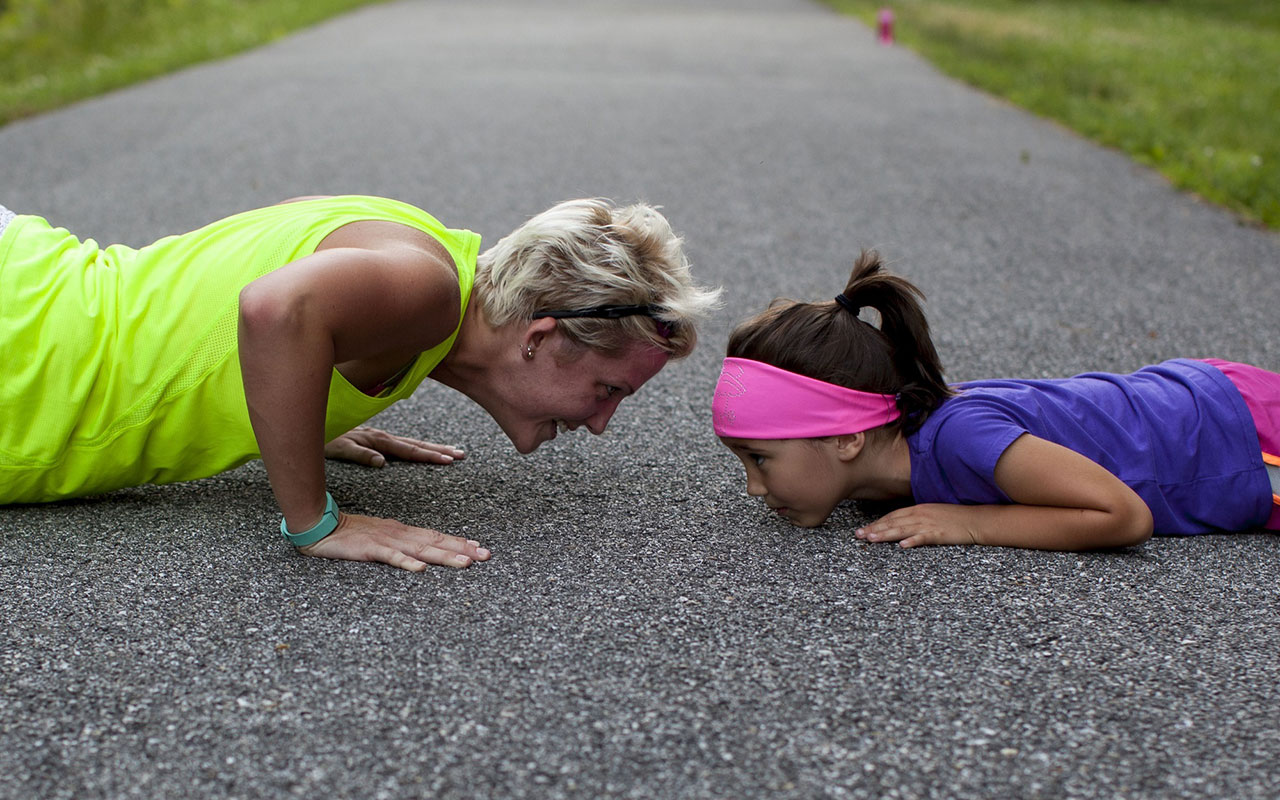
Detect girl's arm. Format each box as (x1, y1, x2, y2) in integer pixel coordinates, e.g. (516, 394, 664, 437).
(856, 434, 1154, 550)
(238, 241, 488, 571)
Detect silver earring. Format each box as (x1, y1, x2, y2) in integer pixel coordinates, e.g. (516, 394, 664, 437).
(524, 345, 534, 360)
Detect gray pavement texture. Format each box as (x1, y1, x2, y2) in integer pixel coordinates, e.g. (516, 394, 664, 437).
(2, 1, 1280, 798)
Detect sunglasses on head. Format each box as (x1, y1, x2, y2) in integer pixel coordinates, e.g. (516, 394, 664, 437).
(532, 304, 674, 339)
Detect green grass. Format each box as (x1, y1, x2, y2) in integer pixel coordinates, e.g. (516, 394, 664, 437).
(823, 0, 1280, 228)
(4, 1, 1277, 229)
(0, 0, 388, 127)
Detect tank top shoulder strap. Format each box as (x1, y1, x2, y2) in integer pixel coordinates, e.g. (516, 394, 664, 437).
(316, 197, 481, 441)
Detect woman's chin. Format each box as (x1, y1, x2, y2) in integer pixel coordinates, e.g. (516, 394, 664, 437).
(512, 437, 541, 455)
(508, 426, 550, 454)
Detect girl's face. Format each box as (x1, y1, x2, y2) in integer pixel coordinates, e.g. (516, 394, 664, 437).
(720, 437, 852, 527)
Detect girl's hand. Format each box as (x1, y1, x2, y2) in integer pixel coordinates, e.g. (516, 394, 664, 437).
(297, 512, 490, 571)
(324, 426, 466, 468)
(855, 504, 981, 548)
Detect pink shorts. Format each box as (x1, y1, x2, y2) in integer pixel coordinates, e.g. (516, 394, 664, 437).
(1203, 358, 1280, 530)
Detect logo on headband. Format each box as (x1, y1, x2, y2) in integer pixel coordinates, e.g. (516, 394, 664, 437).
(712, 362, 748, 428)
(715, 363, 748, 398)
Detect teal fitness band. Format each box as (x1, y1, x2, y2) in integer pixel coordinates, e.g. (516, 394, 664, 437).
(280, 492, 340, 546)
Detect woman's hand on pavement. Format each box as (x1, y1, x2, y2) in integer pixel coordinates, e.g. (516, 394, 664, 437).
(324, 426, 465, 468)
(298, 512, 490, 571)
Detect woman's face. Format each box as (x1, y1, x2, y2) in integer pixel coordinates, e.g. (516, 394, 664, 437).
(496, 333, 670, 454)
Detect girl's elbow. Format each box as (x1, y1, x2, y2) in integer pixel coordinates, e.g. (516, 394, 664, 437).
(1115, 497, 1154, 547)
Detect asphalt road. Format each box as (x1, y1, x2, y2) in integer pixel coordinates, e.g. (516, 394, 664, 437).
(3, 1, 1280, 798)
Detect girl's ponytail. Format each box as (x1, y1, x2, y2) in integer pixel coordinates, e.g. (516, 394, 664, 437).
(838, 252, 951, 430)
(726, 251, 951, 434)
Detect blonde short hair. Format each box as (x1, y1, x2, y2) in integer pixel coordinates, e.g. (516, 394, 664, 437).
(473, 198, 721, 358)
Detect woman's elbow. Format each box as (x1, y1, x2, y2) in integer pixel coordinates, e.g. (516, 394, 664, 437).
(238, 281, 300, 338)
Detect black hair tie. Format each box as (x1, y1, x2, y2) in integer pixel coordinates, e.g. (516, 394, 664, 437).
(833, 293, 860, 316)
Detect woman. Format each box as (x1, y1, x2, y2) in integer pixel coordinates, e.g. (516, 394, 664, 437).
(0, 195, 720, 571)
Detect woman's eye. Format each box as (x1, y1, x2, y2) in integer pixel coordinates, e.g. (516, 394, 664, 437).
(603, 385, 620, 399)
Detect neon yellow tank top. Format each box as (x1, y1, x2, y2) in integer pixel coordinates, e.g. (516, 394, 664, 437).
(0, 196, 479, 503)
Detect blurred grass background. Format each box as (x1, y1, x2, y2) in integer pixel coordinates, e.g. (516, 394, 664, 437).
(0, 0, 385, 126)
(1, 0, 1276, 229)
(824, 0, 1279, 228)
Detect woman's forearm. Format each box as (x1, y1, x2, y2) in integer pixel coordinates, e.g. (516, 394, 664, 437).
(237, 282, 334, 531)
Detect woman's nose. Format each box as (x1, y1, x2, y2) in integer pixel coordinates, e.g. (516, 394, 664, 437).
(585, 403, 618, 435)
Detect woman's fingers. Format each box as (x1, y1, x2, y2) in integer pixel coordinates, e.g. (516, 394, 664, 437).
(400, 528, 489, 569)
(323, 437, 386, 467)
(378, 435, 465, 464)
(325, 427, 465, 466)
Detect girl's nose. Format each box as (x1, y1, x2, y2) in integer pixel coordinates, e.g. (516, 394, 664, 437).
(746, 472, 767, 497)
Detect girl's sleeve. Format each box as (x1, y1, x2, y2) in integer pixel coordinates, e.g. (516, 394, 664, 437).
(916, 399, 1029, 505)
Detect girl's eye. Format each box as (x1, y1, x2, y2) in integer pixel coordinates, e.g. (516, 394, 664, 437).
(750, 453, 765, 467)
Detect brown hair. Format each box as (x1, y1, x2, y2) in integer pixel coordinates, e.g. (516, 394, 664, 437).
(725, 251, 952, 435)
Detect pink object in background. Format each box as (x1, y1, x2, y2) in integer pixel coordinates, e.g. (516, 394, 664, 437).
(878, 7, 894, 44)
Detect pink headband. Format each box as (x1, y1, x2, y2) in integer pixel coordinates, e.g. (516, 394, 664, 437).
(712, 357, 901, 439)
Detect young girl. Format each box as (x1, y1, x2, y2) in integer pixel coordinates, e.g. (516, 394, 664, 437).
(712, 252, 1280, 551)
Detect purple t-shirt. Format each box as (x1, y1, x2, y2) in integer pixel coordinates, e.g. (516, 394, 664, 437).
(907, 359, 1272, 534)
